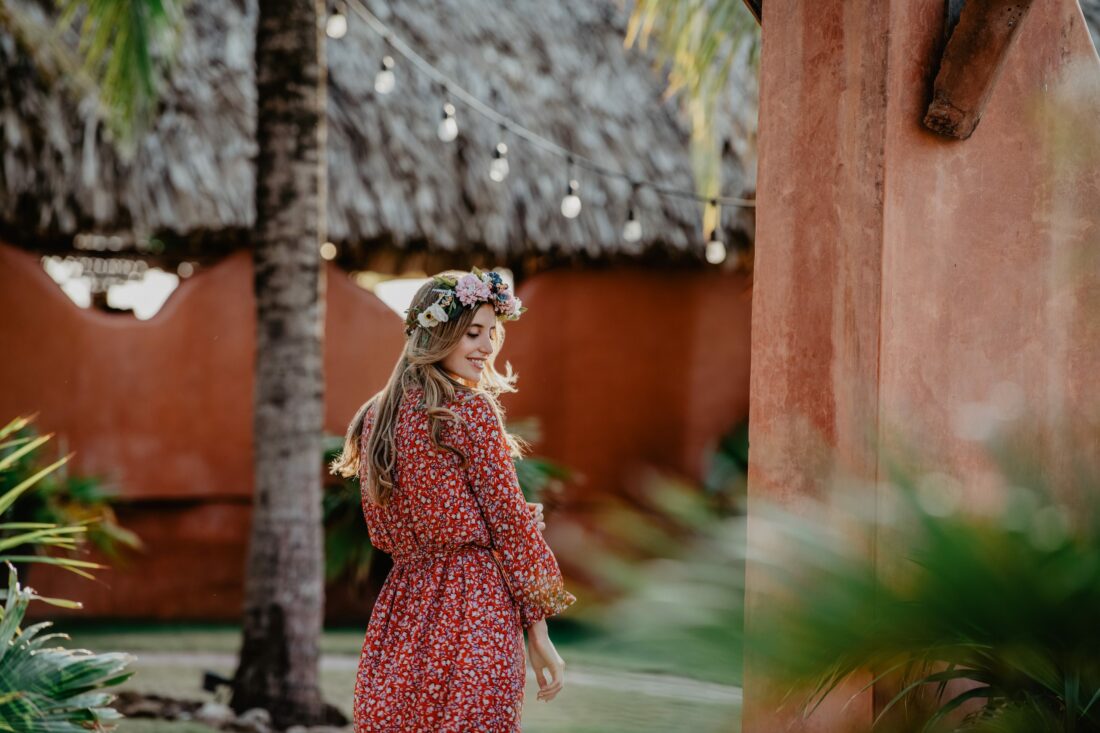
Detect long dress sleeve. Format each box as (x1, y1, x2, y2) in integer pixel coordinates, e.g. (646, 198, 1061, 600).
(458, 393, 577, 630)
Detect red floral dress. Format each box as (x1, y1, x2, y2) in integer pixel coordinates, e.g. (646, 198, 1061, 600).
(353, 384, 576, 732)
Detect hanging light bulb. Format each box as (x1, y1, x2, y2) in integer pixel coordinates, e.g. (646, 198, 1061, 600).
(438, 103, 458, 142)
(326, 3, 348, 39)
(374, 55, 395, 94)
(705, 229, 727, 264)
(489, 143, 510, 182)
(622, 208, 642, 242)
(561, 179, 582, 219)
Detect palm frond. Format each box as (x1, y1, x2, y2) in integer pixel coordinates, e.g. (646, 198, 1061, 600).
(625, 0, 759, 211)
(6, 0, 187, 149)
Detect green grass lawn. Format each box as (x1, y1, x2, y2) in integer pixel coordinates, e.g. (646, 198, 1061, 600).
(57, 621, 740, 733)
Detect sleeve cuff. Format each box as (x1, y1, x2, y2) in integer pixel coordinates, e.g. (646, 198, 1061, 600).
(520, 587, 578, 630)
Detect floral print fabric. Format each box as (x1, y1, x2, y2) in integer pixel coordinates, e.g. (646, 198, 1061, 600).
(353, 385, 576, 732)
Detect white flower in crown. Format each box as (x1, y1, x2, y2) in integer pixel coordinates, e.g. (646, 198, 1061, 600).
(417, 300, 450, 328)
(417, 309, 439, 328)
(427, 301, 449, 322)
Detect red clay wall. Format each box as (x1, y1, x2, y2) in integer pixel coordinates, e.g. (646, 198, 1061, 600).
(0, 244, 751, 620)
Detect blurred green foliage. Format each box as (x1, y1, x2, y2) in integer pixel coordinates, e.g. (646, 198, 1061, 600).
(0, 415, 135, 731)
(741, 425, 1100, 732)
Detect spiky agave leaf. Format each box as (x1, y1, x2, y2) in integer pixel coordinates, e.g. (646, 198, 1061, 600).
(0, 566, 134, 732)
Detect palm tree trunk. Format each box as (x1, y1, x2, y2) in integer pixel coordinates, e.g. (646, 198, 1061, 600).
(231, 0, 329, 726)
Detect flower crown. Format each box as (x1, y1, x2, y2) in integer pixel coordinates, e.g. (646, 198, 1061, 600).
(403, 268, 526, 337)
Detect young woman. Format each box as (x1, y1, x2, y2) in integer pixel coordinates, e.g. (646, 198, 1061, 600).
(331, 269, 576, 731)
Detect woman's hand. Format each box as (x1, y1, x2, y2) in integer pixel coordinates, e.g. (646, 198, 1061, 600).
(526, 621, 565, 702)
(526, 502, 545, 532)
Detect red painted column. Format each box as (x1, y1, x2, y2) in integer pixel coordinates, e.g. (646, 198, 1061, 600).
(745, 0, 1100, 729)
(745, 1, 890, 729)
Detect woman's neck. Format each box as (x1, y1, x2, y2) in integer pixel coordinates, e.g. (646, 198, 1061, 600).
(441, 367, 480, 389)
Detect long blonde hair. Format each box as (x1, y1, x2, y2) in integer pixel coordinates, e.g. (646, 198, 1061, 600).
(329, 271, 529, 506)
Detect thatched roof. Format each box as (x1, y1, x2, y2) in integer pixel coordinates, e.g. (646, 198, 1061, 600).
(0, 0, 758, 274)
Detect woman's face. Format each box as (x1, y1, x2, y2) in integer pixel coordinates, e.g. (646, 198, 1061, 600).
(440, 304, 496, 382)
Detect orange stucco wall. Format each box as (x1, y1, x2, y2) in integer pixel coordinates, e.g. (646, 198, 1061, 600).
(0, 243, 751, 620)
(745, 0, 1099, 730)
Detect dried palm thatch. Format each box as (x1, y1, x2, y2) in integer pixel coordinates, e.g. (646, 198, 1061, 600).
(0, 0, 758, 274)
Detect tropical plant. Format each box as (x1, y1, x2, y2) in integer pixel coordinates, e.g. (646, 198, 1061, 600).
(583, 473, 741, 686)
(742, 424, 1100, 733)
(0, 416, 107, 585)
(703, 418, 749, 515)
(320, 434, 375, 586)
(625, 0, 759, 233)
(1, 416, 141, 580)
(2, 0, 184, 150)
(0, 416, 135, 732)
(0, 566, 134, 733)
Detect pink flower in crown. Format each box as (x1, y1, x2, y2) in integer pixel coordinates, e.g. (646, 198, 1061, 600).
(455, 273, 492, 307)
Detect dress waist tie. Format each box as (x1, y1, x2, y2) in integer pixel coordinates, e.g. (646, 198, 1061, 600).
(390, 543, 490, 565)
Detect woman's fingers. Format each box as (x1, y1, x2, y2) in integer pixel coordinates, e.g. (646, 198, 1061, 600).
(537, 677, 562, 701)
(535, 658, 564, 701)
(527, 502, 545, 531)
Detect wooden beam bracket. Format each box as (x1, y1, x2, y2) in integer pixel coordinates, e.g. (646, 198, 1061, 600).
(742, 0, 762, 25)
(923, 0, 1037, 140)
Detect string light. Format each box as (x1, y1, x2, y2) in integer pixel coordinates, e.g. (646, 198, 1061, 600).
(330, 0, 754, 266)
(339, 0, 755, 210)
(623, 208, 642, 243)
(326, 2, 348, 39)
(374, 55, 395, 94)
(489, 142, 510, 182)
(705, 229, 727, 264)
(623, 183, 642, 242)
(438, 102, 458, 142)
(561, 179, 581, 219)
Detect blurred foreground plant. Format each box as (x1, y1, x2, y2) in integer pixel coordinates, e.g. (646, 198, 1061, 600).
(562, 418, 749, 660)
(743, 426, 1100, 733)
